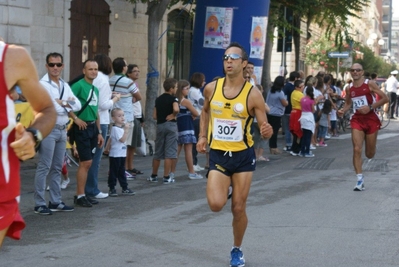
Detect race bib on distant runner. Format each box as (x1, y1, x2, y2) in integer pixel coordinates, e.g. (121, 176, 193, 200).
(352, 95, 367, 112)
(213, 118, 242, 142)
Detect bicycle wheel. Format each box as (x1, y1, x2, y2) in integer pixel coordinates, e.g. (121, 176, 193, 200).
(378, 105, 390, 129)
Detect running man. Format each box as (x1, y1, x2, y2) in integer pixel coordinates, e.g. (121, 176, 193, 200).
(0, 40, 56, 246)
(338, 63, 388, 191)
(196, 42, 273, 267)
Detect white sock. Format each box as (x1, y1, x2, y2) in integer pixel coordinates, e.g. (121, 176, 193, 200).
(356, 174, 363, 181)
(77, 194, 85, 199)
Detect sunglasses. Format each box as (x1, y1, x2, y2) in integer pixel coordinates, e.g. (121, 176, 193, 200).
(223, 54, 242, 61)
(350, 68, 362, 73)
(48, 63, 63, 68)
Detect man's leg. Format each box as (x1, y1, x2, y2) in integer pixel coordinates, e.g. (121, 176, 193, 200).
(206, 170, 231, 212)
(351, 129, 365, 174)
(76, 160, 92, 195)
(33, 131, 57, 207)
(86, 124, 107, 196)
(364, 131, 378, 159)
(48, 131, 66, 204)
(230, 172, 252, 247)
(0, 227, 8, 247)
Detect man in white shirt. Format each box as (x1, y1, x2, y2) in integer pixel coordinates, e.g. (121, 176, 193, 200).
(385, 70, 399, 119)
(33, 53, 81, 215)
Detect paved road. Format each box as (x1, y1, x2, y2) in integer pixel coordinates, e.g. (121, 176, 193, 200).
(2, 121, 399, 267)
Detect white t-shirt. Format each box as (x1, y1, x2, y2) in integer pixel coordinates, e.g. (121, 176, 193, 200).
(109, 126, 127, 158)
(386, 76, 398, 93)
(188, 86, 204, 115)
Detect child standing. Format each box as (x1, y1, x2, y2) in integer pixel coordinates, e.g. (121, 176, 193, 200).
(173, 80, 202, 179)
(299, 86, 316, 157)
(148, 78, 179, 184)
(330, 99, 338, 137)
(317, 99, 332, 147)
(108, 108, 135, 197)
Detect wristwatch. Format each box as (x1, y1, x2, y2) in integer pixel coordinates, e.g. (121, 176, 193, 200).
(98, 129, 102, 134)
(25, 128, 43, 149)
(62, 100, 67, 107)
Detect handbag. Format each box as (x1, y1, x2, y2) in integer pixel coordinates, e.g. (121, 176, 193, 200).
(67, 86, 94, 145)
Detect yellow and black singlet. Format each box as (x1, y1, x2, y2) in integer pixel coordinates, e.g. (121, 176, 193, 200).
(208, 78, 254, 152)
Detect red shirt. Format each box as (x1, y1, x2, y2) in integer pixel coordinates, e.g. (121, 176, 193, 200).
(349, 80, 376, 118)
(0, 42, 21, 203)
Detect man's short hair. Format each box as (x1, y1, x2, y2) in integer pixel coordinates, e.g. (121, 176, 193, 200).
(46, 52, 63, 63)
(225, 42, 248, 61)
(112, 57, 126, 74)
(289, 71, 300, 81)
(163, 78, 177, 92)
(82, 59, 96, 69)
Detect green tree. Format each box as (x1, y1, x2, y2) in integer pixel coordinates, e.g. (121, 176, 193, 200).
(262, 0, 369, 87)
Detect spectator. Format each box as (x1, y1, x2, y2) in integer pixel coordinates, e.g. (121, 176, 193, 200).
(188, 72, 206, 172)
(85, 54, 120, 199)
(70, 59, 105, 207)
(33, 52, 81, 215)
(107, 108, 135, 197)
(148, 78, 179, 184)
(266, 76, 287, 155)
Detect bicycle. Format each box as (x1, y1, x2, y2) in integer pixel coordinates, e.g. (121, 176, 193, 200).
(376, 104, 390, 129)
(337, 100, 352, 132)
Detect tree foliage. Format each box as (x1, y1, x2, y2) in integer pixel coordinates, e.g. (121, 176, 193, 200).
(263, 0, 370, 88)
(124, 0, 194, 140)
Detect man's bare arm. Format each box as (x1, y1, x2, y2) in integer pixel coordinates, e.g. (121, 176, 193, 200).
(5, 45, 56, 137)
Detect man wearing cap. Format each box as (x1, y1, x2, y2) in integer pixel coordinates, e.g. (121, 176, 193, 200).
(386, 70, 399, 119)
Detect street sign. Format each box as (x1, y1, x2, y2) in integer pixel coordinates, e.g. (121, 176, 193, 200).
(341, 57, 353, 68)
(328, 51, 350, 58)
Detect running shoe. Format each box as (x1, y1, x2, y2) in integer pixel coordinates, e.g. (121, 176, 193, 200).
(163, 177, 175, 184)
(61, 177, 70, 189)
(188, 173, 203, 179)
(290, 151, 298, 156)
(125, 171, 136, 180)
(193, 164, 205, 172)
(147, 175, 158, 183)
(353, 179, 365, 191)
(304, 153, 315, 158)
(121, 188, 136, 196)
(230, 247, 245, 267)
(227, 185, 233, 199)
(310, 144, 316, 150)
(109, 189, 118, 197)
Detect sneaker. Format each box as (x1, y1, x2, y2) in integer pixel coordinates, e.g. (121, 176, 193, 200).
(298, 153, 304, 157)
(318, 142, 327, 147)
(188, 173, 203, 179)
(283, 146, 292, 152)
(227, 185, 233, 199)
(325, 133, 331, 139)
(128, 168, 144, 175)
(61, 177, 70, 189)
(230, 247, 245, 267)
(193, 164, 205, 172)
(354, 179, 365, 191)
(125, 171, 136, 180)
(48, 201, 74, 212)
(147, 175, 158, 183)
(75, 196, 93, 207)
(163, 177, 175, 184)
(169, 172, 175, 179)
(93, 192, 108, 199)
(310, 144, 316, 150)
(34, 205, 52, 215)
(121, 188, 136, 196)
(86, 195, 99, 205)
(290, 151, 298, 156)
(304, 153, 315, 158)
(109, 189, 118, 197)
